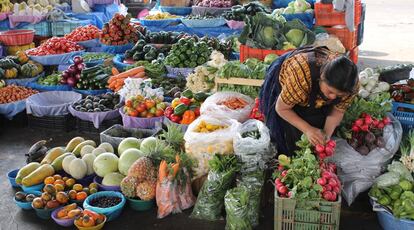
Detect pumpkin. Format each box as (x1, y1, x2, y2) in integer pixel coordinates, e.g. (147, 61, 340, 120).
(0, 68, 5, 79)
(16, 51, 29, 64)
(21, 63, 39, 78)
(5, 68, 18, 79)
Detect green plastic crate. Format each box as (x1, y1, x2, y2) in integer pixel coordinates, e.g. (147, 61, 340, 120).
(21, 21, 51, 37)
(50, 20, 90, 37)
(274, 191, 341, 230)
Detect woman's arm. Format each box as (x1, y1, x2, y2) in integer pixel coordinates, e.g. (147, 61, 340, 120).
(276, 97, 325, 146)
(324, 107, 345, 139)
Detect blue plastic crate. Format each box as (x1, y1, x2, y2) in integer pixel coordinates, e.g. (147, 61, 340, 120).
(50, 19, 91, 37)
(392, 102, 414, 133)
(160, 6, 192, 16)
(21, 21, 51, 37)
(377, 209, 414, 230)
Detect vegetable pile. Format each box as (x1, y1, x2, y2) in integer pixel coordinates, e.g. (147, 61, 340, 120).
(100, 13, 139, 46)
(117, 77, 163, 101)
(391, 79, 414, 104)
(272, 0, 313, 14)
(124, 39, 167, 63)
(223, 2, 270, 21)
(108, 66, 146, 92)
(76, 64, 113, 90)
(126, 60, 166, 79)
(80, 53, 114, 63)
(358, 67, 390, 100)
(0, 53, 44, 79)
(61, 56, 85, 87)
(37, 73, 62, 86)
(144, 12, 179, 20)
(27, 37, 83, 56)
(165, 89, 208, 125)
(123, 96, 166, 118)
(165, 38, 212, 68)
(150, 76, 186, 98)
(65, 25, 100, 42)
(0, 85, 38, 104)
(314, 140, 336, 160)
(196, 0, 232, 7)
(73, 93, 122, 112)
(144, 31, 185, 44)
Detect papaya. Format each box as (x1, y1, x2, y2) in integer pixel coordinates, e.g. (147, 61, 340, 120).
(51, 153, 73, 172)
(22, 164, 55, 187)
(15, 162, 40, 185)
(72, 140, 96, 157)
(64, 137, 85, 153)
(41, 147, 65, 164)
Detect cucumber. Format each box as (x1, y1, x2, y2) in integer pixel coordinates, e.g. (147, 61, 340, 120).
(82, 65, 102, 75)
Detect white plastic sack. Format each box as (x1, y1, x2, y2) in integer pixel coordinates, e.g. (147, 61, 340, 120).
(200, 92, 254, 123)
(26, 91, 82, 117)
(184, 115, 240, 179)
(331, 114, 403, 206)
(233, 119, 274, 172)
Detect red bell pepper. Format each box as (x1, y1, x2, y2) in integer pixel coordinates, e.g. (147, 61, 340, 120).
(170, 114, 182, 123)
(179, 97, 191, 106)
(164, 107, 174, 119)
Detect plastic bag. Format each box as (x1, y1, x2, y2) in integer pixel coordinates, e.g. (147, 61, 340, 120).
(184, 115, 240, 179)
(233, 119, 273, 173)
(224, 186, 251, 230)
(200, 92, 254, 123)
(26, 91, 82, 117)
(331, 114, 403, 205)
(156, 178, 182, 219)
(177, 168, 196, 210)
(190, 170, 237, 221)
(374, 172, 400, 189)
(238, 170, 264, 227)
(313, 33, 346, 54)
(387, 161, 414, 182)
(69, 106, 120, 129)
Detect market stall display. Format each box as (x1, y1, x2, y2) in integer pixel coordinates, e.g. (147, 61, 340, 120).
(100, 13, 139, 53)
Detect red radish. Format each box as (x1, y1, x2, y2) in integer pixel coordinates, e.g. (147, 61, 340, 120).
(361, 124, 369, 132)
(352, 125, 360, 132)
(322, 171, 331, 179)
(377, 122, 385, 129)
(364, 115, 373, 125)
(287, 191, 292, 198)
(278, 165, 284, 171)
(328, 179, 338, 187)
(323, 191, 333, 201)
(319, 153, 327, 159)
(331, 192, 337, 201)
(326, 140, 336, 149)
(382, 117, 391, 125)
(278, 186, 288, 195)
(281, 170, 288, 177)
(354, 119, 364, 127)
(324, 146, 334, 156)
(333, 186, 340, 194)
(276, 183, 283, 190)
(315, 144, 325, 153)
(372, 119, 379, 127)
(275, 178, 282, 185)
(317, 178, 327, 186)
(361, 113, 367, 118)
(325, 185, 333, 191)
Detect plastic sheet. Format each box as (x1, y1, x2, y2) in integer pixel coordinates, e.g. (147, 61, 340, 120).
(92, 4, 119, 23)
(68, 12, 105, 29)
(166, 66, 194, 78)
(200, 92, 254, 123)
(184, 115, 240, 179)
(139, 18, 182, 28)
(69, 105, 120, 128)
(331, 114, 403, 206)
(5, 72, 43, 87)
(113, 54, 132, 71)
(28, 51, 85, 66)
(77, 38, 100, 48)
(119, 107, 164, 129)
(0, 99, 26, 119)
(26, 91, 81, 117)
(144, 24, 241, 38)
(101, 43, 133, 54)
(27, 81, 72, 91)
(226, 20, 245, 30)
(72, 88, 110, 95)
(181, 18, 226, 28)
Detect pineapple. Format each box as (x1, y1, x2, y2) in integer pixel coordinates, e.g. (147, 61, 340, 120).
(160, 124, 184, 151)
(120, 176, 138, 198)
(136, 181, 156, 201)
(127, 157, 155, 183)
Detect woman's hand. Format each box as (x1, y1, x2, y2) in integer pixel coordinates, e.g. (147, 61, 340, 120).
(305, 127, 326, 146)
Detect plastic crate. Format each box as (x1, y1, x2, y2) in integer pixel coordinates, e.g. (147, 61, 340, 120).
(274, 192, 341, 230)
(76, 116, 122, 134)
(27, 114, 75, 132)
(240, 44, 290, 62)
(51, 20, 90, 37)
(21, 21, 51, 37)
(391, 102, 414, 133)
(324, 26, 357, 50)
(357, 3, 366, 46)
(349, 46, 358, 64)
(315, 1, 361, 27)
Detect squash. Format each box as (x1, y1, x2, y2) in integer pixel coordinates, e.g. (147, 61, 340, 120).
(5, 67, 18, 79)
(69, 158, 87, 180)
(0, 69, 5, 79)
(51, 152, 73, 172)
(21, 63, 38, 78)
(62, 155, 77, 175)
(21, 164, 55, 187)
(40, 147, 65, 164)
(16, 51, 29, 64)
(15, 162, 40, 185)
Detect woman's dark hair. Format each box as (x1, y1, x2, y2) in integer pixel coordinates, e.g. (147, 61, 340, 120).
(321, 56, 358, 93)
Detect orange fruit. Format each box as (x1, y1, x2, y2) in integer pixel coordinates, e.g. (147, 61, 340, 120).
(62, 176, 69, 182)
(65, 178, 76, 188)
(76, 192, 87, 201)
(54, 184, 65, 192)
(44, 176, 55, 185)
(54, 179, 65, 186)
(73, 184, 83, 192)
(88, 183, 98, 190)
(53, 175, 62, 181)
(56, 191, 69, 204)
(68, 190, 77, 200)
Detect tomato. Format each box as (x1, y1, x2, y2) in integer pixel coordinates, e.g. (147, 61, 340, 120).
(155, 109, 164, 117)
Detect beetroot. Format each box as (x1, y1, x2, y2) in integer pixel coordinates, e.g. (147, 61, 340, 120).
(376, 137, 386, 148)
(365, 132, 376, 144)
(73, 56, 83, 65)
(356, 145, 370, 155)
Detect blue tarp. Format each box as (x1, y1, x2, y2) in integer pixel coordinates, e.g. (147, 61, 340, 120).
(0, 100, 26, 120)
(68, 12, 105, 29)
(92, 4, 119, 23)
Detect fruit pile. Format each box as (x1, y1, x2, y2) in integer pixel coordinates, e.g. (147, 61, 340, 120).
(32, 184, 69, 210)
(348, 113, 391, 155)
(14, 191, 39, 203)
(74, 209, 106, 228)
(193, 120, 228, 133)
(89, 196, 122, 208)
(165, 90, 209, 125)
(73, 93, 122, 113)
(100, 13, 139, 46)
(67, 183, 98, 202)
(123, 96, 166, 118)
(61, 56, 85, 87)
(56, 203, 82, 220)
(0, 85, 38, 104)
(65, 25, 101, 42)
(27, 37, 83, 56)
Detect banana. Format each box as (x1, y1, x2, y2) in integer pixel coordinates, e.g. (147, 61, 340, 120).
(27, 140, 48, 156)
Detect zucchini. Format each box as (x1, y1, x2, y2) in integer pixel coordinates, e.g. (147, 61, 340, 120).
(82, 65, 102, 74)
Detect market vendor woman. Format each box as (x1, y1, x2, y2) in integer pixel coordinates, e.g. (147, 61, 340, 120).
(260, 46, 358, 155)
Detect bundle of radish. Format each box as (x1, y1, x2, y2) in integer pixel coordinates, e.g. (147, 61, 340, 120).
(314, 140, 336, 160)
(61, 56, 85, 87)
(348, 113, 391, 155)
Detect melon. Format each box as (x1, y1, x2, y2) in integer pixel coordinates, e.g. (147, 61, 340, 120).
(69, 158, 87, 180)
(118, 149, 145, 175)
(80, 145, 95, 157)
(140, 137, 157, 152)
(93, 152, 119, 177)
(92, 147, 106, 157)
(98, 142, 114, 153)
(102, 172, 125, 186)
(62, 155, 76, 175)
(82, 153, 96, 175)
(118, 137, 141, 156)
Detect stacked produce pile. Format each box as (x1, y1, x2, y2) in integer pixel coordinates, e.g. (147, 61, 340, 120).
(0, 52, 43, 79)
(37, 73, 61, 86)
(72, 93, 122, 113)
(100, 13, 139, 46)
(65, 25, 100, 42)
(143, 12, 179, 20)
(124, 39, 168, 63)
(271, 0, 313, 14)
(27, 37, 83, 56)
(196, 0, 232, 7)
(165, 37, 212, 68)
(223, 2, 270, 21)
(0, 85, 38, 104)
(123, 96, 166, 118)
(61, 56, 85, 87)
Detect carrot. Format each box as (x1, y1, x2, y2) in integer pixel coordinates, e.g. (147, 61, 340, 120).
(111, 67, 119, 75)
(170, 163, 180, 178)
(158, 160, 168, 181)
(110, 66, 144, 79)
(129, 71, 146, 79)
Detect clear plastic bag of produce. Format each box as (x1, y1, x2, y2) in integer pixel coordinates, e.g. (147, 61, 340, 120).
(224, 186, 251, 230)
(69, 106, 120, 129)
(374, 172, 400, 189)
(26, 91, 82, 117)
(331, 114, 403, 205)
(233, 119, 273, 173)
(387, 161, 414, 182)
(177, 168, 196, 210)
(200, 92, 254, 123)
(156, 178, 182, 219)
(190, 168, 237, 221)
(184, 115, 240, 179)
(238, 170, 265, 227)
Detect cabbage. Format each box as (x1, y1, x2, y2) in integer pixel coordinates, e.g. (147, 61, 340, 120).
(264, 54, 279, 64)
(285, 29, 305, 47)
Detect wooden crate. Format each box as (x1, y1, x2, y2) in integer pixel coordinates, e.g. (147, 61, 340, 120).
(214, 77, 264, 98)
